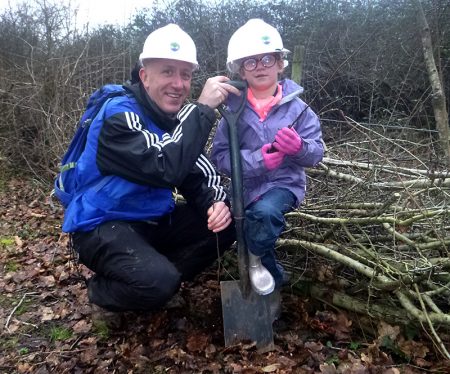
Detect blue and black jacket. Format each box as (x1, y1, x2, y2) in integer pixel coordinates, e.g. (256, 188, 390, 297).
(62, 83, 228, 232)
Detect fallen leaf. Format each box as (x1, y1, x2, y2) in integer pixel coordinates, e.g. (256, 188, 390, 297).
(39, 275, 56, 287)
(205, 362, 222, 373)
(319, 363, 337, 373)
(150, 338, 165, 349)
(72, 319, 91, 334)
(360, 352, 372, 365)
(80, 346, 99, 365)
(262, 363, 280, 372)
(229, 363, 243, 373)
(205, 343, 216, 356)
(347, 362, 369, 374)
(377, 321, 400, 341)
(186, 332, 209, 352)
(17, 363, 32, 373)
(334, 312, 352, 340)
(398, 339, 429, 359)
(414, 357, 433, 368)
(6, 320, 20, 333)
(79, 337, 98, 346)
(277, 355, 297, 368)
(382, 369, 400, 374)
(14, 236, 23, 248)
(30, 212, 46, 218)
(317, 264, 334, 281)
(304, 341, 323, 352)
(41, 306, 55, 321)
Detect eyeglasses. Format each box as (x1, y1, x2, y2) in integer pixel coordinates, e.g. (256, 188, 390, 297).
(241, 54, 278, 72)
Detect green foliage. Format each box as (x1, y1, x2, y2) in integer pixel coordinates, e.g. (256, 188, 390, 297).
(0, 177, 6, 192)
(18, 347, 29, 355)
(0, 336, 19, 350)
(379, 335, 407, 360)
(49, 326, 73, 342)
(14, 299, 31, 316)
(325, 355, 340, 366)
(92, 320, 111, 340)
(0, 237, 15, 248)
(151, 365, 172, 374)
(0, 294, 14, 310)
(404, 323, 420, 341)
(4, 260, 20, 272)
(17, 224, 33, 240)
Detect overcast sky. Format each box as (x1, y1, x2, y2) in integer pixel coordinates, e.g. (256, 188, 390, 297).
(72, 0, 154, 26)
(0, 0, 155, 26)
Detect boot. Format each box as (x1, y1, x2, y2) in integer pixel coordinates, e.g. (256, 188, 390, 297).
(90, 304, 124, 330)
(248, 252, 275, 295)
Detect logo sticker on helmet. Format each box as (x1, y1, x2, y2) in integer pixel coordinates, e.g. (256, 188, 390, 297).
(170, 42, 180, 51)
(262, 36, 271, 45)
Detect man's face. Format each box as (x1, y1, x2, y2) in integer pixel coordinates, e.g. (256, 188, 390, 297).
(139, 59, 193, 114)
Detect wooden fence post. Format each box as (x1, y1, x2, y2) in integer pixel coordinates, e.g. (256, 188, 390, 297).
(291, 45, 305, 84)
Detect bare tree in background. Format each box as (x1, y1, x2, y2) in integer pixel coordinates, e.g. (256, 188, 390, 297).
(414, 0, 450, 164)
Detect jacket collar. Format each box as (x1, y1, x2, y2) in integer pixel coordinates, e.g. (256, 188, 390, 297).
(226, 79, 304, 111)
(125, 82, 179, 132)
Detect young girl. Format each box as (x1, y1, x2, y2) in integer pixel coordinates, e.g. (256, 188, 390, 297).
(211, 19, 324, 295)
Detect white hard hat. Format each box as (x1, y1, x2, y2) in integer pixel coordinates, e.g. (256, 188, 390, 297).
(139, 24, 198, 70)
(227, 19, 290, 73)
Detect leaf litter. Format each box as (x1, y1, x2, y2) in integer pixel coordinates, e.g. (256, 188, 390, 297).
(1, 178, 449, 373)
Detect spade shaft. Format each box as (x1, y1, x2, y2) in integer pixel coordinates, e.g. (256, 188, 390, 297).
(218, 81, 274, 352)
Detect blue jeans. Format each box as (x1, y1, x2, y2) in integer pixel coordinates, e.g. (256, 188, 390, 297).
(244, 188, 296, 288)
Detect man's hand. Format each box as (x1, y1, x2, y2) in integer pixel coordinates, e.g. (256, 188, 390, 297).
(207, 201, 233, 233)
(198, 76, 241, 109)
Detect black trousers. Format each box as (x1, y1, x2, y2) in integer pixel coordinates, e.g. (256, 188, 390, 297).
(72, 203, 236, 312)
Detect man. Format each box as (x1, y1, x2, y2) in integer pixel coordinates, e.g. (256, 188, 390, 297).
(64, 24, 239, 316)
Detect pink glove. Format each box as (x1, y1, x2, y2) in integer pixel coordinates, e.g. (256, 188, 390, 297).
(261, 143, 284, 170)
(273, 127, 303, 155)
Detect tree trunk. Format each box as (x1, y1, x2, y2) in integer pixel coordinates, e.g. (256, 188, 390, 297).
(414, 0, 450, 165)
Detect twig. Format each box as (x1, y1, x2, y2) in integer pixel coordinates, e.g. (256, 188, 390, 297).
(341, 223, 400, 276)
(395, 290, 450, 325)
(322, 157, 450, 178)
(278, 239, 395, 288)
(382, 222, 429, 262)
(413, 284, 450, 359)
(284, 210, 447, 226)
(4, 292, 38, 331)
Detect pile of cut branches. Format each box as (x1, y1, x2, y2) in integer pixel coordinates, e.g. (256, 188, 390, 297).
(279, 115, 450, 358)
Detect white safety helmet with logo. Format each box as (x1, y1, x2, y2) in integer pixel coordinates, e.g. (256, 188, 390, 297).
(139, 24, 198, 70)
(227, 18, 290, 73)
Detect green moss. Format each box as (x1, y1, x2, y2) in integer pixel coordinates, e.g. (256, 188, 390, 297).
(0, 336, 19, 350)
(4, 260, 20, 272)
(0, 237, 15, 248)
(92, 320, 110, 340)
(18, 347, 29, 355)
(14, 300, 31, 316)
(49, 326, 73, 342)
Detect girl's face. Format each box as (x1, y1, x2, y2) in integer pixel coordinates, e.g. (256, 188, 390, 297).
(239, 53, 284, 92)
